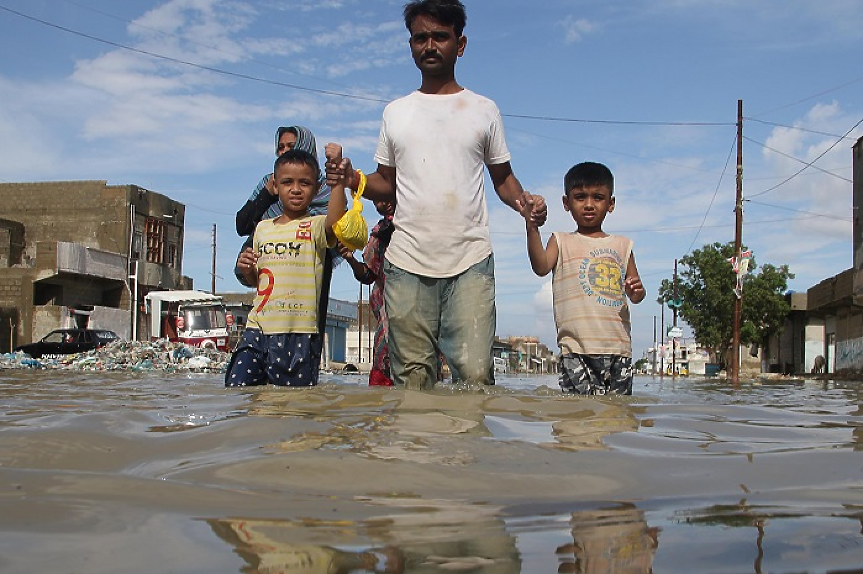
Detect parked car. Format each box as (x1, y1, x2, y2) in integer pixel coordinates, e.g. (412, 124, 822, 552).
(15, 329, 119, 358)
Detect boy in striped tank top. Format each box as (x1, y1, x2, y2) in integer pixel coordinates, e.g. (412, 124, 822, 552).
(226, 146, 348, 387)
(519, 162, 645, 394)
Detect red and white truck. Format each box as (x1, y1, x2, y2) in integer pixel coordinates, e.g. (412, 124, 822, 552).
(144, 290, 233, 351)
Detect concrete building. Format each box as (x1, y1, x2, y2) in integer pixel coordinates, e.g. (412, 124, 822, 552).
(796, 137, 863, 374)
(506, 336, 556, 374)
(766, 136, 863, 375)
(0, 180, 189, 351)
(344, 300, 376, 367)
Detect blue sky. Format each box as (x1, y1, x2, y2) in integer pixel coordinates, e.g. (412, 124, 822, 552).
(0, 0, 861, 355)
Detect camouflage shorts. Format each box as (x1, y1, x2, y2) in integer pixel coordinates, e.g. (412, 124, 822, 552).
(558, 354, 633, 395)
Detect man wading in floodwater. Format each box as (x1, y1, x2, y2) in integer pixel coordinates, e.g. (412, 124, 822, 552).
(327, 0, 546, 390)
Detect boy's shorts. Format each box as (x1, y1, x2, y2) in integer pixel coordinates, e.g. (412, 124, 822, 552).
(559, 353, 633, 395)
(225, 329, 322, 387)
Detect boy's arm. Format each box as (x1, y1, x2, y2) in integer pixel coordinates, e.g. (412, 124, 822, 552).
(527, 228, 557, 277)
(324, 143, 349, 243)
(237, 243, 259, 287)
(624, 252, 646, 304)
(338, 243, 376, 285)
(518, 198, 556, 277)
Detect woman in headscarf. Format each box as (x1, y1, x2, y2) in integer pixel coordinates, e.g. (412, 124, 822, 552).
(234, 125, 336, 337)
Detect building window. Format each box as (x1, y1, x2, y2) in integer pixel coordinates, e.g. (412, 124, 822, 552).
(146, 218, 165, 264)
(132, 232, 143, 260)
(168, 244, 177, 268)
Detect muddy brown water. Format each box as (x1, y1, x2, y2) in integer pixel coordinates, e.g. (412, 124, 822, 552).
(1, 371, 861, 573)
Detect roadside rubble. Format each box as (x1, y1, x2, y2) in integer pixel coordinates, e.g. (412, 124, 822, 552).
(0, 339, 230, 373)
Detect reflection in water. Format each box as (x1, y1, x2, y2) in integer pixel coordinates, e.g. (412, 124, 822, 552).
(208, 497, 521, 574)
(672, 500, 863, 574)
(3, 372, 863, 574)
(207, 518, 384, 573)
(555, 504, 658, 574)
(243, 384, 642, 460)
(207, 497, 863, 574)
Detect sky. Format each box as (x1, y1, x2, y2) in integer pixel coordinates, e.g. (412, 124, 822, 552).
(0, 0, 861, 356)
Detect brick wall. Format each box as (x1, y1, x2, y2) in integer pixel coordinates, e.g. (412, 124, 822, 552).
(0, 181, 130, 261)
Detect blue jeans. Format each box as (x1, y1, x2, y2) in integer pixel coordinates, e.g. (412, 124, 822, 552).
(383, 255, 496, 390)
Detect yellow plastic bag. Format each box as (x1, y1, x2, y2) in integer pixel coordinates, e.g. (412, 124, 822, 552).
(333, 170, 369, 250)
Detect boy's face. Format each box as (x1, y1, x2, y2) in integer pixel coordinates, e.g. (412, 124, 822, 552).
(408, 14, 465, 77)
(375, 200, 395, 219)
(563, 185, 615, 231)
(274, 161, 320, 217)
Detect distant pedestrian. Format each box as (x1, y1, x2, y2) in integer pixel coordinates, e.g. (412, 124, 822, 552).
(519, 162, 645, 395)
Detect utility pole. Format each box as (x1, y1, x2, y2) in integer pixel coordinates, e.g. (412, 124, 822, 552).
(211, 224, 217, 294)
(731, 99, 744, 384)
(660, 303, 665, 377)
(672, 258, 678, 378)
(652, 315, 657, 375)
(358, 283, 363, 365)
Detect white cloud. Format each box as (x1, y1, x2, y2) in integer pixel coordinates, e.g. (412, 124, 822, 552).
(558, 15, 596, 44)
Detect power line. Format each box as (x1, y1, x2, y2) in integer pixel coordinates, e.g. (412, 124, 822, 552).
(504, 113, 731, 127)
(743, 136, 853, 183)
(0, 3, 740, 129)
(0, 4, 389, 104)
(682, 134, 738, 258)
(744, 199, 852, 221)
(507, 126, 728, 174)
(489, 215, 824, 237)
(57, 0, 356, 92)
(747, 116, 863, 199)
(744, 117, 857, 140)
(749, 75, 863, 118)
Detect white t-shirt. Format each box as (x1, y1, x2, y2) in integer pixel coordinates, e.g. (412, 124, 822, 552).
(374, 89, 511, 277)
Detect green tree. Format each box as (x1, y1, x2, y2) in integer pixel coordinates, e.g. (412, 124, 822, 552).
(657, 242, 793, 366)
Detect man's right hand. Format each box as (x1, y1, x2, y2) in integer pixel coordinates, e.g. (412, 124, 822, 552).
(326, 151, 355, 189)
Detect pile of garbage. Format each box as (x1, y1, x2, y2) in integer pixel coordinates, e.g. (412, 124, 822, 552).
(0, 339, 230, 373)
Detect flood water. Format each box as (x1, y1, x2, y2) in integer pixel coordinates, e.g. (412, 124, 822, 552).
(1, 370, 861, 573)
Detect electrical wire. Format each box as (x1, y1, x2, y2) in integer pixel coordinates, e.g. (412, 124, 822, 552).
(681, 135, 738, 258)
(749, 75, 863, 118)
(747, 117, 863, 199)
(744, 199, 852, 221)
(743, 117, 856, 140)
(57, 0, 359, 92)
(0, 3, 741, 128)
(0, 4, 389, 104)
(742, 136, 853, 183)
(503, 113, 731, 127)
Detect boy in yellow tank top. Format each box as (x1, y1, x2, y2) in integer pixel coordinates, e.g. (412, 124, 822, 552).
(519, 162, 645, 394)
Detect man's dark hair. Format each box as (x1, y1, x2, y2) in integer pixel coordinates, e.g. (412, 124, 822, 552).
(403, 0, 467, 36)
(274, 149, 320, 181)
(564, 162, 614, 195)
